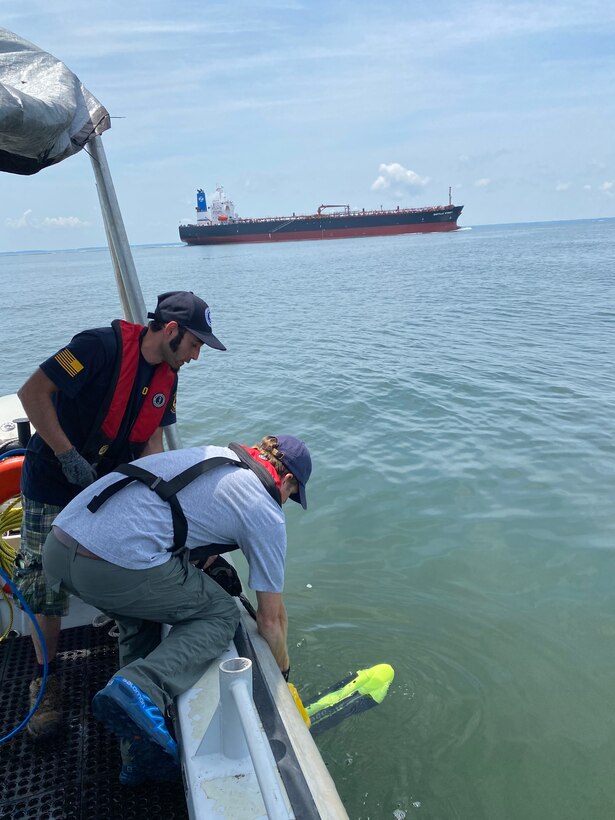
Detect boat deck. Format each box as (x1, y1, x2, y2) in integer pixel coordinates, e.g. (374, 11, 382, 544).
(0, 624, 188, 820)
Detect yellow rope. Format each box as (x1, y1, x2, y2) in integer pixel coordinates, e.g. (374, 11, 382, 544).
(0, 496, 22, 642)
(0, 587, 13, 641)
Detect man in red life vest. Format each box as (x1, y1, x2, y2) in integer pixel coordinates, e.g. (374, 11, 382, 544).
(14, 290, 226, 738)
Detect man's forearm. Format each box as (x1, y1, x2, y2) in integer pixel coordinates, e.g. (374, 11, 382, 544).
(257, 621, 289, 671)
(18, 375, 71, 454)
(141, 426, 164, 456)
(255, 592, 290, 672)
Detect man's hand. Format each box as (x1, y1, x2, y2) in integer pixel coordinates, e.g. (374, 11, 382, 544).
(56, 447, 97, 488)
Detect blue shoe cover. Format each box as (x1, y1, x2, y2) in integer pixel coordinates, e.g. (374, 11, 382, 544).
(92, 676, 178, 764)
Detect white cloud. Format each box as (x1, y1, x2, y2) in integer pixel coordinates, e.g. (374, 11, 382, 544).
(370, 163, 430, 195)
(41, 216, 90, 228)
(5, 211, 89, 230)
(599, 181, 614, 196)
(555, 182, 571, 191)
(474, 178, 491, 188)
(5, 210, 35, 229)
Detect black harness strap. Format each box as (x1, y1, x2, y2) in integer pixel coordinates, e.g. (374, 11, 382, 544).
(86, 445, 282, 556)
(87, 456, 247, 554)
(153, 457, 247, 500)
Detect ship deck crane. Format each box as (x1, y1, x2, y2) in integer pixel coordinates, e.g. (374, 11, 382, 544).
(317, 204, 350, 216)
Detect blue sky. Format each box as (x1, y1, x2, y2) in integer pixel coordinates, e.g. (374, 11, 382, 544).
(2, 0, 614, 251)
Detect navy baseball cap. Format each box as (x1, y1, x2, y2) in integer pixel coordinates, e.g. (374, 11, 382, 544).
(149, 291, 226, 350)
(276, 435, 312, 509)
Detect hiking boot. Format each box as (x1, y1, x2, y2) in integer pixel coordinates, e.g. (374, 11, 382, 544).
(92, 676, 178, 764)
(27, 673, 62, 738)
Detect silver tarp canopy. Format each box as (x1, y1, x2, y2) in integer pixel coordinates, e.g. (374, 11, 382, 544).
(0, 28, 110, 175)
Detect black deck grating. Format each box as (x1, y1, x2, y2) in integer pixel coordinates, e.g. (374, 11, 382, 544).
(0, 624, 188, 820)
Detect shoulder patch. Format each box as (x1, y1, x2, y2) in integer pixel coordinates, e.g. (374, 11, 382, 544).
(54, 348, 85, 377)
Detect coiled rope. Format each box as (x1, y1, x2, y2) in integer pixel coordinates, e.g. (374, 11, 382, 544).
(0, 496, 21, 642)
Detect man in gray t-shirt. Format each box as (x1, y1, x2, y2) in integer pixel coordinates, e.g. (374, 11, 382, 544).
(42, 434, 312, 786)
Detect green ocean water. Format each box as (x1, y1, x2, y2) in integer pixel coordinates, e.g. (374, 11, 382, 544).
(2, 219, 615, 819)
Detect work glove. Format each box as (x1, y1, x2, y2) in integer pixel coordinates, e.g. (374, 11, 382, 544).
(56, 447, 97, 488)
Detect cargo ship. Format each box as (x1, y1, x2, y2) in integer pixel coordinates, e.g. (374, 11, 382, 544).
(179, 186, 464, 245)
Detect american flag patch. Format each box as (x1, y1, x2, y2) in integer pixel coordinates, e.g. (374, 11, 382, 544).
(54, 348, 84, 377)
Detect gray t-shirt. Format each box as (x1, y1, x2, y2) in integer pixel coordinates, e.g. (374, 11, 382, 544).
(53, 446, 287, 592)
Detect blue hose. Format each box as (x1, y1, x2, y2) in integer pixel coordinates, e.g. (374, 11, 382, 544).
(0, 565, 48, 742)
(0, 448, 27, 461)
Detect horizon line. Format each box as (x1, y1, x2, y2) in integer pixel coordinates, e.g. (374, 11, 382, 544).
(2, 215, 613, 256)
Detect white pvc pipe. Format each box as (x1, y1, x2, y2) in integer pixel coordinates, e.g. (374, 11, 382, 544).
(219, 657, 252, 759)
(219, 658, 290, 820)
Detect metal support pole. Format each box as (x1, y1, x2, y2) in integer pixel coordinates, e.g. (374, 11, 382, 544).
(88, 135, 181, 451)
(88, 136, 146, 322)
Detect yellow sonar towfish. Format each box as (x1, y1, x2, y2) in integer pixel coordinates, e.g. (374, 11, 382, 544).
(289, 663, 395, 735)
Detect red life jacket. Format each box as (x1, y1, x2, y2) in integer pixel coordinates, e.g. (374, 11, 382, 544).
(82, 320, 175, 468)
(239, 445, 283, 491)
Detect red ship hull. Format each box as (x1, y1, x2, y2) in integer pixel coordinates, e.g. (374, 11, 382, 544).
(181, 220, 461, 245)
